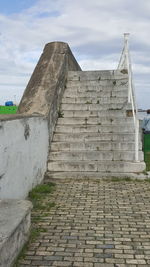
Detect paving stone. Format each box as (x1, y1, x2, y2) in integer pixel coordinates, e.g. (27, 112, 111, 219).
(18, 180, 150, 266)
(52, 261, 73, 266)
(73, 262, 93, 267)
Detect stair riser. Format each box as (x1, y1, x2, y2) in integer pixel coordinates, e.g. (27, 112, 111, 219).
(55, 125, 134, 133)
(63, 91, 128, 98)
(67, 80, 128, 87)
(67, 70, 128, 80)
(48, 161, 145, 173)
(46, 172, 146, 179)
(57, 117, 133, 125)
(61, 103, 127, 111)
(53, 133, 136, 142)
(49, 151, 144, 161)
(61, 97, 127, 104)
(67, 84, 128, 91)
(66, 85, 128, 93)
(51, 141, 142, 151)
(62, 110, 126, 118)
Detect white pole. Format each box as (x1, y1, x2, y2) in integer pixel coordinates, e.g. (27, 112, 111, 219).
(118, 33, 139, 162)
(135, 119, 139, 162)
(123, 33, 131, 103)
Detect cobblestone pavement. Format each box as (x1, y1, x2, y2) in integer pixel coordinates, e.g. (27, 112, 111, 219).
(18, 179, 150, 267)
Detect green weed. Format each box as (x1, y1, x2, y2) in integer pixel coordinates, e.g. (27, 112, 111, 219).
(58, 110, 64, 118)
(14, 182, 55, 266)
(85, 101, 92, 104)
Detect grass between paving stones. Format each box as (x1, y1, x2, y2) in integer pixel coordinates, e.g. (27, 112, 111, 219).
(103, 177, 150, 183)
(110, 177, 132, 182)
(13, 182, 56, 267)
(28, 183, 55, 210)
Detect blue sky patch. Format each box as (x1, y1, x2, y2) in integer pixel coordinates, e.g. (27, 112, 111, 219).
(0, 0, 37, 15)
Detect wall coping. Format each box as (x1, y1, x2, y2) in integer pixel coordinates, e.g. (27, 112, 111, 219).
(0, 113, 45, 122)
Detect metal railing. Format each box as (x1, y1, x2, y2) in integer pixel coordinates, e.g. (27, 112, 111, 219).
(117, 33, 139, 162)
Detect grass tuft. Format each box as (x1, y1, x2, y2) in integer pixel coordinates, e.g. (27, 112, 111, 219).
(58, 110, 64, 118)
(14, 182, 56, 266)
(85, 101, 92, 104)
(105, 177, 132, 182)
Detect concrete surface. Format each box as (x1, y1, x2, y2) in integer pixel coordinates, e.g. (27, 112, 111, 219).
(17, 179, 150, 266)
(18, 42, 81, 116)
(47, 70, 145, 179)
(0, 116, 49, 199)
(0, 199, 32, 267)
(0, 42, 81, 199)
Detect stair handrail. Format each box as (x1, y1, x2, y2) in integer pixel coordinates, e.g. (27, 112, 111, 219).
(117, 33, 139, 162)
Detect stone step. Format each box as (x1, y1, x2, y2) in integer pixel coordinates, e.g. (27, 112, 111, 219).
(66, 84, 128, 92)
(53, 132, 137, 142)
(49, 151, 144, 161)
(57, 117, 133, 125)
(61, 110, 127, 118)
(46, 70, 145, 177)
(0, 200, 32, 267)
(67, 79, 128, 87)
(55, 124, 134, 133)
(51, 141, 142, 151)
(48, 160, 145, 173)
(67, 70, 128, 81)
(63, 90, 128, 98)
(61, 103, 128, 111)
(46, 171, 147, 180)
(61, 97, 127, 104)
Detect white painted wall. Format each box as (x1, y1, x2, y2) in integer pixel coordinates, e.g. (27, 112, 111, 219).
(0, 116, 49, 199)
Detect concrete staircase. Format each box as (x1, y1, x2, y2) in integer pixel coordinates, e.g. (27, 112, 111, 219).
(47, 70, 146, 179)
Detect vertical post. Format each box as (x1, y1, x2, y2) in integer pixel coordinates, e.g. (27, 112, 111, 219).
(118, 33, 139, 162)
(123, 33, 131, 103)
(135, 119, 139, 162)
(124, 33, 130, 56)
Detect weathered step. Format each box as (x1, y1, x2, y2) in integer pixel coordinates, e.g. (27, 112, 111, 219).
(55, 124, 134, 133)
(63, 90, 128, 98)
(67, 79, 128, 87)
(67, 70, 128, 81)
(51, 141, 142, 151)
(49, 151, 144, 161)
(46, 171, 147, 180)
(66, 84, 128, 92)
(57, 117, 133, 125)
(61, 97, 127, 104)
(61, 110, 127, 118)
(48, 160, 145, 173)
(0, 200, 32, 267)
(53, 132, 137, 142)
(61, 103, 128, 111)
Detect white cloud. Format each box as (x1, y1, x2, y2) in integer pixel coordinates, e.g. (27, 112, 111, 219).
(0, 0, 150, 108)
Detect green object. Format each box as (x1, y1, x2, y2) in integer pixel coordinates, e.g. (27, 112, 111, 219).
(0, 106, 18, 114)
(144, 134, 150, 171)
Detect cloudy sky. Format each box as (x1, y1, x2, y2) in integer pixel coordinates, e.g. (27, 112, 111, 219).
(0, 0, 150, 109)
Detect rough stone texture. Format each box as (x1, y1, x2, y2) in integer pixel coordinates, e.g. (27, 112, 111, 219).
(18, 41, 81, 116)
(18, 41, 81, 156)
(0, 200, 32, 267)
(47, 70, 145, 179)
(17, 179, 150, 266)
(0, 42, 81, 199)
(0, 116, 49, 199)
(18, 42, 81, 115)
